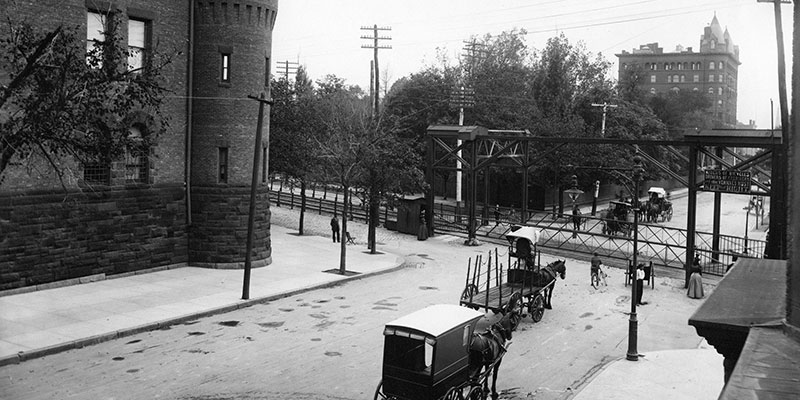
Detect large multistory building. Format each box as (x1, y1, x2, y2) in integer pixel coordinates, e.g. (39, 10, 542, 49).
(0, 1, 278, 290)
(616, 15, 740, 127)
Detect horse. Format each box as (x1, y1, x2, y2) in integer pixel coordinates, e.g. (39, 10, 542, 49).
(646, 201, 661, 223)
(468, 310, 520, 400)
(533, 260, 567, 309)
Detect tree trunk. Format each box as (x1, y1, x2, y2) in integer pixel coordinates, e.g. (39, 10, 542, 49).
(368, 196, 379, 254)
(298, 180, 306, 235)
(339, 186, 348, 275)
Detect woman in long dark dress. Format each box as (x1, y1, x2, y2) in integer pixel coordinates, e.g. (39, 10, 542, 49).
(687, 255, 704, 299)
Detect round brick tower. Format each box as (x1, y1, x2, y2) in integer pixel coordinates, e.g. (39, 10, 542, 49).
(189, 0, 277, 268)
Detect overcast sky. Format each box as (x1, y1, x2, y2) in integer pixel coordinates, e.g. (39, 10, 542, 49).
(271, 0, 794, 128)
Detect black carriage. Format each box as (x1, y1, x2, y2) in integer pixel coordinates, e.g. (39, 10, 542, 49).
(460, 227, 559, 323)
(645, 187, 673, 222)
(602, 200, 633, 236)
(374, 304, 489, 400)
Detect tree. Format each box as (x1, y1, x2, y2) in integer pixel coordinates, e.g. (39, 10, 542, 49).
(312, 75, 370, 273)
(269, 66, 318, 235)
(0, 17, 174, 187)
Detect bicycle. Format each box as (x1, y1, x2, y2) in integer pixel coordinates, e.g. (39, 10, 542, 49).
(591, 266, 608, 288)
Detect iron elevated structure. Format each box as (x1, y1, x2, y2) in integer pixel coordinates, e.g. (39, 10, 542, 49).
(424, 125, 787, 277)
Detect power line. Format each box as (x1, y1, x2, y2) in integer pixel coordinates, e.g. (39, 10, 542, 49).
(275, 60, 299, 80)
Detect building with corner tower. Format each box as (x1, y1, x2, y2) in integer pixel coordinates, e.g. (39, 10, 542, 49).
(0, 1, 278, 290)
(616, 15, 740, 128)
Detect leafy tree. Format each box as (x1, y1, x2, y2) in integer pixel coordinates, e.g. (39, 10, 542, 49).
(0, 17, 174, 187)
(269, 66, 318, 235)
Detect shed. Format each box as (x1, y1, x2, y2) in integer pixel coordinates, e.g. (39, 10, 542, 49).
(396, 197, 427, 235)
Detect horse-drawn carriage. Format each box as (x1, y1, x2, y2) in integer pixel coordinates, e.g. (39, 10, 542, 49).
(644, 187, 672, 223)
(374, 304, 518, 400)
(601, 200, 634, 237)
(460, 227, 566, 323)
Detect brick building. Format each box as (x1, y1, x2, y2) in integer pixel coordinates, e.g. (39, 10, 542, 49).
(616, 15, 740, 127)
(0, 0, 278, 290)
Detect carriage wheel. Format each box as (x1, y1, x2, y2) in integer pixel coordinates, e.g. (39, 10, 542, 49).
(529, 293, 545, 322)
(666, 208, 673, 221)
(505, 292, 524, 319)
(373, 380, 386, 400)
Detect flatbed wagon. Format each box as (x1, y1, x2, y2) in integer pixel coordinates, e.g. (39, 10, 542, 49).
(459, 227, 562, 323)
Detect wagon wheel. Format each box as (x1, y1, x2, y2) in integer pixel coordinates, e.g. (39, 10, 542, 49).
(464, 383, 487, 400)
(461, 284, 480, 310)
(443, 385, 469, 400)
(505, 292, 525, 319)
(666, 207, 673, 221)
(529, 293, 546, 323)
(373, 380, 387, 400)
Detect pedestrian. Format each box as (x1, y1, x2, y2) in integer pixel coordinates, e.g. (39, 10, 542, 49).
(571, 205, 582, 237)
(590, 252, 606, 288)
(330, 214, 340, 243)
(494, 205, 501, 225)
(688, 254, 704, 298)
(636, 263, 647, 305)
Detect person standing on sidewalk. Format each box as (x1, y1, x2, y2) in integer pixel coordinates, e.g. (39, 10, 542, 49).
(330, 214, 340, 243)
(636, 263, 647, 305)
(688, 254, 704, 298)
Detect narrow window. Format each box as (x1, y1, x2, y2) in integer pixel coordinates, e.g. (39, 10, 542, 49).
(128, 18, 147, 72)
(218, 147, 228, 183)
(264, 56, 270, 87)
(709, 62, 715, 70)
(693, 74, 699, 82)
(666, 75, 672, 83)
(718, 61, 723, 69)
(709, 74, 714, 82)
(125, 125, 148, 183)
(650, 88, 656, 95)
(680, 75, 686, 83)
(708, 87, 714, 95)
(718, 74, 723, 83)
(221, 54, 231, 82)
(261, 146, 268, 183)
(718, 87, 723, 96)
(650, 75, 656, 83)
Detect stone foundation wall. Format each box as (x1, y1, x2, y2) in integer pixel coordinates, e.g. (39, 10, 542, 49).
(0, 185, 188, 290)
(189, 185, 271, 268)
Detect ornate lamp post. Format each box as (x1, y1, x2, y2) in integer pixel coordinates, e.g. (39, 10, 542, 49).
(626, 155, 645, 361)
(563, 175, 584, 238)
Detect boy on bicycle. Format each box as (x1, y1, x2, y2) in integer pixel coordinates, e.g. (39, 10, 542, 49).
(591, 252, 607, 288)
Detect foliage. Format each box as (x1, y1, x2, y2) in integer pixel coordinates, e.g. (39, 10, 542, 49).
(0, 17, 174, 186)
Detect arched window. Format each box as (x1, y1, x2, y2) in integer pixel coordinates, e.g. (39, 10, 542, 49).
(718, 61, 723, 69)
(664, 62, 669, 70)
(680, 75, 686, 83)
(650, 88, 657, 95)
(125, 124, 149, 183)
(671, 87, 680, 93)
(709, 61, 715, 70)
(708, 87, 714, 94)
(673, 74, 679, 82)
(718, 87, 723, 96)
(667, 75, 672, 83)
(677, 63, 683, 70)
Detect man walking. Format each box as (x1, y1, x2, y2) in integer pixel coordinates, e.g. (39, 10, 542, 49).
(330, 214, 340, 243)
(636, 263, 647, 305)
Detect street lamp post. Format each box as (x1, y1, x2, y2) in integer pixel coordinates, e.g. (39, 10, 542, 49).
(563, 175, 584, 239)
(626, 155, 645, 361)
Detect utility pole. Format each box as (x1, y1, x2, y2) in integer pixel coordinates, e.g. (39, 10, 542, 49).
(242, 93, 273, 300)
(451, 40, 485, 209)
(276, 60, 298, 80)
(757, 0, 791, 259)
(361, 25, 391, 115)
(591, 102, 618, 137)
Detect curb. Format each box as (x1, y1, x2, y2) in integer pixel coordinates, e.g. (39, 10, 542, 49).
(0, 262, 407, 367)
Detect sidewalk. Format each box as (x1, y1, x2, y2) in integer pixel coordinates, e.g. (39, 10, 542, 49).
(572, 346, 724, 400)
(0, 224, 406, 366)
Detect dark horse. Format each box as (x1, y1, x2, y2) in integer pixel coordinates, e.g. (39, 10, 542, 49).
(533, 260, 567, 309)
(468, 310, 520, 400)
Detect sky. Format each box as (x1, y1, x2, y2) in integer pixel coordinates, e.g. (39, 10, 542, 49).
(271, 0, 794, 128)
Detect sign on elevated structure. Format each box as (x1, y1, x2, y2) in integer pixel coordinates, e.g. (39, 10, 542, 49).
(703, 169, 752, 194)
